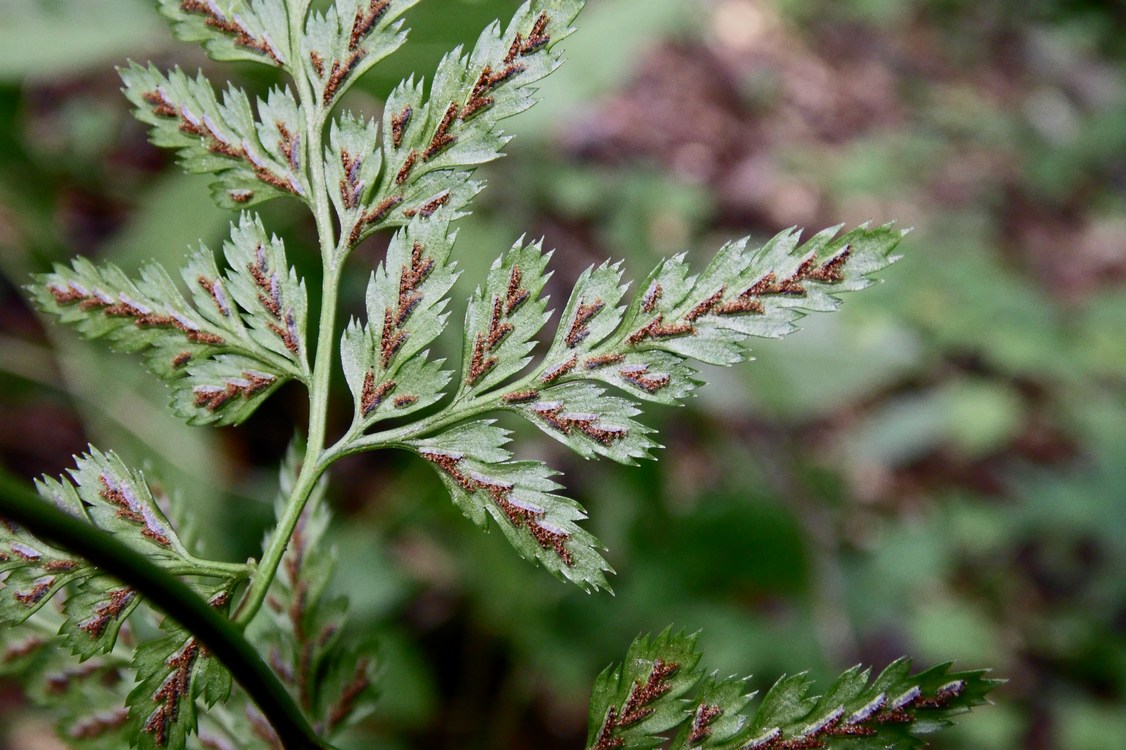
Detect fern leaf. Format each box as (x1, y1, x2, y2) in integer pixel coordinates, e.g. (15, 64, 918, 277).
(553, 224, 903, 405)
(503, 382, 657, 464)
(347, 0, 585, 243)
(128, 590, 234, 750)
(341, 215, 458, 426)
(458, 237, 553, 396)
(590, 631, 1001, 750)
(0, 513, 89, 624)
(587, 629, 706, 750)
(61, 579, 143, 661)
(408, 420, 612, 591)
(0, 481, 139, 659)
(2, 450, 244, 662)
(326, 112, 385, 240)
(211, 214, 310, 373)
(301, 0, 421, 111)
(543, 260, 630, 363)
(155, 0, 291, 69)
(31, 214, 307, 425)
(619, 224, 903, 366)
(120, 64, 305, 209)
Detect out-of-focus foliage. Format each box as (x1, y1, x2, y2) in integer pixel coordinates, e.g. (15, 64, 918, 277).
(0, 0, 1122, 748)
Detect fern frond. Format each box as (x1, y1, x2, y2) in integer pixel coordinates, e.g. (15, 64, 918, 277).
(155, 0, 291, 69)
(408, 420, 612, 591)
(31, 214, 309, 425)
(346, 0, 585, 245)
(588, 631, 1001, 750)
(120, 64, 305, 209)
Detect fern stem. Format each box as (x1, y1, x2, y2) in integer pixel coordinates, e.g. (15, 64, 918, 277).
(235, 0, 344, 628)
(322, 397, 500, 463)
(234, 453, 328, 627)
(0, 468, 334, 750)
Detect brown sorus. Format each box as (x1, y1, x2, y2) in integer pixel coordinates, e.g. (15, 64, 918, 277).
(618, 367, 670, 394)
(505, 265, 529, 314)
(322, 51, 362, 106)
(419, 450, 476, 493)
(540, 355, 577, 383)
(391, 105, 412, 147)
(402, 192, 449, 218)
(422, 103, 458, 160)
(486, 297, 515, 348)
(565, 299, 604, 347)
(714, 296, 765, 316)
(502, 389, 539, 403)
(380, 307, 407, 367)
(350, 194, 405, 245)
(276, 121, 299, 170)
(461, 62, 526, 119)
(465, 334, 498, 386)
(47, 284, 85, 305)
(688, 704, 724, 744)
(361, 373, 395, 415)
(395, 149, 417, 184)
(198, 275, 231, 317)
(309, 51, 326, 78)
(142, 90, 177, 118)
(684, 286, 726, 321)
(808, 246, 851, 283)
(626, 315, 694, 345)
(584, 353, 624, 369)
(247, 256, 281, 318)
(350, 0, 391, 51)
(520, 12, 551, 55)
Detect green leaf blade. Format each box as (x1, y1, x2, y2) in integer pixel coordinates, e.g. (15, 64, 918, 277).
(505, 382, 657, 464)
(408, 421, 612, 592)
(252, 450, 380, 739)
(350, 0, 585, 242)
(301, 0, 421, 111)
(155, 0, 291, 69)
(60, 579, 141, 661)
(460, 237, 553, 396)
(32, 217, 306, 426)
(127, 615, 232, 750)
(120, 63, 305, 209)
(586, 629, 705, 750)
(541, 260, 629, 367)
(344, 216, 459, 427)
(592, 632, 999, 750)
(219, 213, 310, 374)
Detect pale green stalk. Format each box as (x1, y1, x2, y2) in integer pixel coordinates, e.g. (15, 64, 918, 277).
(234, 0, 347, 628)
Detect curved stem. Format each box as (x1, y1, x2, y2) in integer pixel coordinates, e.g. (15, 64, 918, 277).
(0, 469, 334, 750)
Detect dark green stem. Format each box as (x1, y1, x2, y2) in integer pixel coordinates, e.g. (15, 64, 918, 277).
(0, 468, 334, 750)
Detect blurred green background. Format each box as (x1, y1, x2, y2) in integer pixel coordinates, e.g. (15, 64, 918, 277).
(1, 0, 1124, 748)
